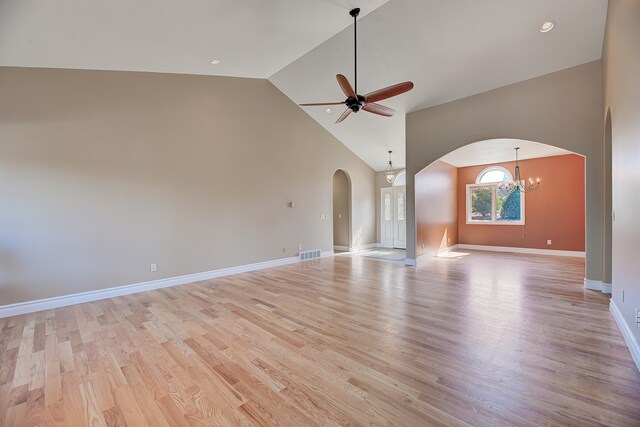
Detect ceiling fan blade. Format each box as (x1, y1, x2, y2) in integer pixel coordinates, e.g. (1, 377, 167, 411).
(362, 103, 395, 117)
(336, 74, 357, 99)
(336, 108, 352, 124)
(364, 81, 414, 104)
(299, 102, 346, 107)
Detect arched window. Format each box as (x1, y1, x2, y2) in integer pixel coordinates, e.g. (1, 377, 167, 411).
(467, 166, 524, 225)
(393, 171, 406, 186)
(476, 166, 512, 184)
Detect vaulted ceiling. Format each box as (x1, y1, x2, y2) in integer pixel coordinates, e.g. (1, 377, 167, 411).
(0, 0, 608, 170)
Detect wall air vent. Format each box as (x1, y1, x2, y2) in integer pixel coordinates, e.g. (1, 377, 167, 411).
(298, 249, 322, 261)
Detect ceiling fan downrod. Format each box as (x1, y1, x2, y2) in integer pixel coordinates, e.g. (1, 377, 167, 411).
(350, 8, 360, 94)
(297, 6, 414, 124)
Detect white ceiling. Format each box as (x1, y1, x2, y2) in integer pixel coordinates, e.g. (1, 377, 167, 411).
(439, 139, 574, 168)
(0, 0, 607, 171)
(0, 0, 389, 79)
(270, 0, 607, 170)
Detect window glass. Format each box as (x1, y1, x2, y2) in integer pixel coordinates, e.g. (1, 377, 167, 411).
(397, 192, 405, 220)
(496, 187, 521, 221)
(393, 171, 406, 186)
(478, 168, 511, 184)
(470, 187, 493, 221)
(384, 193, 391, 221)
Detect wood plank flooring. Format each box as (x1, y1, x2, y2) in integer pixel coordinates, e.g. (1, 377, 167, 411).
(1, 250, 639, 426)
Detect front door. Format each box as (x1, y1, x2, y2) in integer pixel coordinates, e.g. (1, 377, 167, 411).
(380, 188, 394, 248)
(393, 186, 406, 249)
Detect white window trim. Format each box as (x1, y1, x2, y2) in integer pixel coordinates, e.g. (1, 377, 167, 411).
(466, 182, 525, 225)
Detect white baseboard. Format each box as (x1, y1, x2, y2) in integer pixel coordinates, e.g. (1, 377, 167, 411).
(584, 279, 603, 291)
(334, 243, 380, 253)
(457, 244, 585, 258)
(321, 251, 334, 258)
(610, 299, 640, 372)
(602, 283, 612, 294)
(404, 258, 417, 266)
(0, 254, 310, 319)
(417, 244, 459, 261)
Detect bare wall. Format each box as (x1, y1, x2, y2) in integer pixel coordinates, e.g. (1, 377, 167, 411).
(602, 0, 640, 350)
(0, 67, 376, 305)
(457, 155, 585, 251)
(415, 160, 458, 257)
(406, 61, 603, 281)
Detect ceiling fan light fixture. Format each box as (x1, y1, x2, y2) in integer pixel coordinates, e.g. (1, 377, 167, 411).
(298, 7, 414, 124)
(539, 21, 555, 33)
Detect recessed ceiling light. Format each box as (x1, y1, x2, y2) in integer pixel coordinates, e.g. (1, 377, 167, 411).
(209, 59, 221, 65)
(539, 21, 555, 33)
(324, 108, 332, 113)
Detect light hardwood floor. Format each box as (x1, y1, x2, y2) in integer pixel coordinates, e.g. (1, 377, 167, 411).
(1, 251, 639, 426)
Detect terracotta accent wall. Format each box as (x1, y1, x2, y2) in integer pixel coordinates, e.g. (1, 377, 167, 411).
(457, 154, 585, 251)
(416, 160, 458, 257)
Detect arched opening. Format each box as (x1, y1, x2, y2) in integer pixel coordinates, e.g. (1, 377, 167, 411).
(603, 109, 613, 291)
(332, 169, 351, 252)
(414, 139, 586, 279)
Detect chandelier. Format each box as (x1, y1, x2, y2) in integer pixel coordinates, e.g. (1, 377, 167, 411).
(499, 147, 540, 193)
(384, 150, 396, 184)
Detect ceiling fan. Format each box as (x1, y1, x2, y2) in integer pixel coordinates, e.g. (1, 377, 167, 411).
(300, 7, 414, 124)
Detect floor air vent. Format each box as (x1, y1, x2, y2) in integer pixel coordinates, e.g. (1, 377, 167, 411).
(299, 249, 321, 261)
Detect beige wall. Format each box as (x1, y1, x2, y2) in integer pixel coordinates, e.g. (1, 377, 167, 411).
(332, 170, 350, 247)
(406, 61, 604, 281)
(0, 67, 376, 305)
(415, 161, 457, 257)
(602, 1, 640, 348)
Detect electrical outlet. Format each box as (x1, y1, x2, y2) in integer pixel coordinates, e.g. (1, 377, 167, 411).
(636, 308, 640, 326)
(150, 263, 157, 272)
(422, 243, 425, 250)
(547, 240, 552, 245)
(298, 244, 302, 251)
(622, 289, 625, 303)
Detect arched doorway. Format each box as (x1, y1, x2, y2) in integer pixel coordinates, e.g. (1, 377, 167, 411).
(332, 170, 351, 252)
(414, 139, 586, 272)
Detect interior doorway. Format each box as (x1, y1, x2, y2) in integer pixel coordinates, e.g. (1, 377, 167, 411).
(332, 169, 351, 251)
(380, 171, 406, 249)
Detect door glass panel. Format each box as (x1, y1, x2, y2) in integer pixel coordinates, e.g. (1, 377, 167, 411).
(384, 193, 391, 221)
(397, 192, 405, 220)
